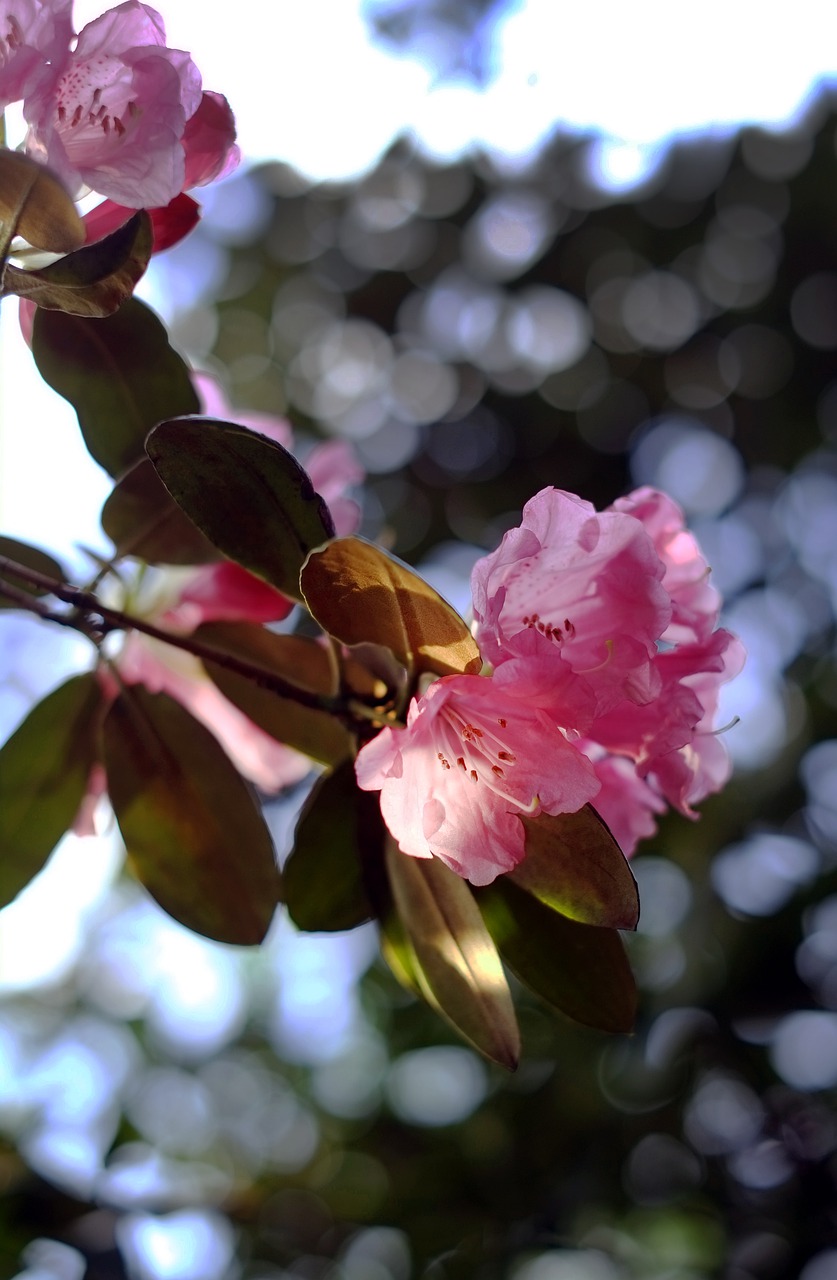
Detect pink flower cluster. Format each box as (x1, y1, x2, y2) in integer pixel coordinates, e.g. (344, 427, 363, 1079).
(2, 0, 238, 249)
(357, 486, 744, 885)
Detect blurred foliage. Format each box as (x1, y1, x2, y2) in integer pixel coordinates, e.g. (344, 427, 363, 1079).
(6, 93, 837, 1279)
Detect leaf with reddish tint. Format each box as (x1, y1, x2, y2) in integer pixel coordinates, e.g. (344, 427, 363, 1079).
(0, 149, 84, 259)
(101, 458, 219, 564)
(196, 622, 353, 766)
(385, 842, 520, 1069)
(147, 418, 336, 601)
(284, 763, 376, 932)
(102, 686, 280, 945)
(511, 805, 639, 930)
(0, 536, 66, 609)
(0, 674, 103, 908)
(479, 878, 637, 1034)
(301, 537, 482, 678)
(4, 211, 152, 316)
(32, 297, 200, 477)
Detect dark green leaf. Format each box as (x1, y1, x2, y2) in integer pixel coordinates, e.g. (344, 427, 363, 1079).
(285, 763, 375, 931)
(0, 673, 102, 908)
(101, 458, 219, 564)
(102, 686, 280, 945)
(0, 536, 66, 609)
(147, 418, 336, 600)
(301, 537, 482, 678)
(511, 805, 639, 929)
(386, 844, 520, 1068)
(4, 210, 152, 316)
(0, 149, 84, 259)
(32, 297, 200, 477)
(196, 622, 352, 765)
(479, 877, 637, 1034)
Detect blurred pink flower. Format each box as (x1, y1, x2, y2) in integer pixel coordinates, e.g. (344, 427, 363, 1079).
(0, 0, 72, 110)
(355, 673, 599, 886)
(23, 1, 204, 207)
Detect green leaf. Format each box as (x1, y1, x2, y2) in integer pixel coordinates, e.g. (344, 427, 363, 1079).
(479, 878, 637, 1034)
(101, 458, 219, 564)
(147, 418, 336, 600)
(385, 843, 520, 1069)
(285, 763, 375, 931)
(511, 805, 639, 930)
(0, 673, 103, 908)
(4, 210, 152, 317)
(196, 622, 353, 766)
(32, 297, 200, 477)
(301, 537, 482, 678)
(102, 686, 281, 945)
(0, 536, 66, 609)
(0, 149, 84, 259)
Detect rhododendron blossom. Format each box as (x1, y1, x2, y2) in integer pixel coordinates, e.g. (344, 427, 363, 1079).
(23, 1, 206, 207)
(0, 0, 72, 109)
(355, 674, 600, 886)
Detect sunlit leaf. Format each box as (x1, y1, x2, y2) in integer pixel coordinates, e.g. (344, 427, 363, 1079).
(147, 418, 336, 600)
(479, 878, 637, 1034)
(4, 210, 152, 316)
(0, 535, 66, 609)
(386, 843, 520, 1068)
(301, 537, 482, 678)
(0, 673, 102, 908)
(285, 763, 375, 931)
(0, 149, 84, 259)
(196, 622, 353, 766)
(32, 297, 200, 477)
(510, 805, 639, 929)
(101, 458, 219, 564)
(102, 686, 280, 945)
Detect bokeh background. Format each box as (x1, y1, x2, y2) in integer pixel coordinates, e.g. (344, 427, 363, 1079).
(3, 2, 837, 1277)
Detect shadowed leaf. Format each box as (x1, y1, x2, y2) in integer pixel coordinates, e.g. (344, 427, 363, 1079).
(101, 458, 219, 564)
(32, 297, 200, 477)
(4, 210, 152, 316)
(285, 763, 376, 931)
(511, 805, 639, 929)
(0, 149, 84, 259)
(301, 537, 482, 678)
(0, 536, 66, 609)
(196, 622, 353, 766)
(103, 686, 280, 945)
(386, 843, 520, 1068)
(0, 673, 103, 908)
(479, 877, 637, 1033)
(147, 418, 336, 600)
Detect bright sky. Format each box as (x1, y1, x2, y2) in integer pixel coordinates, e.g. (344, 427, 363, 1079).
(2, 0, 837, 985)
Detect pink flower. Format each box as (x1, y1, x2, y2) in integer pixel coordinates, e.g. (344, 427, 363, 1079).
(355, 674, 600, 886)
(23, 1, 203, 207)
(471, 487, 671, 727)
(193, 372, 364, 537)
(0, 0, 72, 110)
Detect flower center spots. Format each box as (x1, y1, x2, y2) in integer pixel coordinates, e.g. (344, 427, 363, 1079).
(55, 60, 138, 149)
(435, 706, 517, 792)
(1, 16, 22, 62)
(521, 613, 575, 645)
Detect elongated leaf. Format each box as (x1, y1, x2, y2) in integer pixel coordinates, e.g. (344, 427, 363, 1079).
(4, 210, 152, 316)
(102, 686, 280, 944)
(301, 537, 482, 678)
(101, 458, 219, 564)
(32, 297, 200, 477)
(0, 536, 65, 609)
(386, 843, 520, 1068)
(511, 806, 639, 930)
(147, 418, 335, 600)
(479, 878, 637, 1034)
(285, 763, 375, 931)
(0, 674, 102, 908)
(196, 622, 352, 766)
(0, 149, 84, 258)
